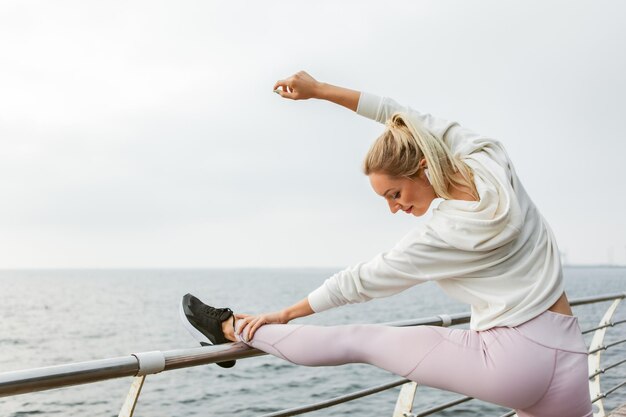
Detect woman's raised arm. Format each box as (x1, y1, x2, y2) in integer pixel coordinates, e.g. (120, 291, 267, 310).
(273, 71, 407, 126)
(273, 71, 360, 112)
(274, 71, 491, 161)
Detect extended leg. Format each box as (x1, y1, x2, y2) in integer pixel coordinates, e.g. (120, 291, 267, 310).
(234, 321, 561, 413)
(184, 295, 591, 416)
(236, 322, 446, 378)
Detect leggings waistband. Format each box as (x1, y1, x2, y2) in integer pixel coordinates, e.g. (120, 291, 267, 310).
(512, 310, 587, 353)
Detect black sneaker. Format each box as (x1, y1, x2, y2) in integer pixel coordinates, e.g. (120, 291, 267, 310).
(180, 293, 236, 368)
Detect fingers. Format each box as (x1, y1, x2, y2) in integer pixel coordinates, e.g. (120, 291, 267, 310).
(274, 74, 304, 99)
(234, 315, 256, 341)
(248, 318, 266, 340)
(273, 78, 295, 91)
(273, 84, 296, 99)
(273, 80, 289, 93)
(273, 79, 286, 91)
(234, 314, 269, 342)
(273, 70, 318, 100)
(235, 317, 249, 340)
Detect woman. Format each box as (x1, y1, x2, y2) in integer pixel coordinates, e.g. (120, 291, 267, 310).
(180, 71, 592, 417)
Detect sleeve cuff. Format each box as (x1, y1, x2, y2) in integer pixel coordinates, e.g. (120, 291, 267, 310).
(307, 285, 336, 313)
(356, 91, 383, 120)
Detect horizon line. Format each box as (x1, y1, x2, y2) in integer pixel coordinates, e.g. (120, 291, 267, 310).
(0, 264, 625, 271)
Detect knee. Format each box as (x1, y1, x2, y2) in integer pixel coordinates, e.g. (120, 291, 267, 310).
(336, 325, 384, 361)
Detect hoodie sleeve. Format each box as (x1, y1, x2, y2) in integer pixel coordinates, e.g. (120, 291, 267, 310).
(307, 223, 502, 313)
(357, 92, 494, 158)
(307, 245, 425, 313)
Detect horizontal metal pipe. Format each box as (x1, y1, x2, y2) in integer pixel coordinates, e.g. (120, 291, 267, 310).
(0, 345, 269, 398)
(583, 322, 613, 335)
(163, 343, 266, 371)
(572, 292, 626, 305)
(605, 338, 626, 350)
(412, 395, 473, 417)
(589, 338, 626, 355)
(589, 358, 626, 379)
(583, 318, 626, 335)
(258, 379, 409, 417)
(0, 292, 622, 399)
(0, 356, 138, 397)
(383, 312, 470, 327)
(591, 379, 626, 403)
(604, 380, 626, 397)
(383, 292, 625, 328)
(497, 410, 516, 417)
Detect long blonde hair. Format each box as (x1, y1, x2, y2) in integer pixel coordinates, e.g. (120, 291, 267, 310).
(363, 112, 477, 200)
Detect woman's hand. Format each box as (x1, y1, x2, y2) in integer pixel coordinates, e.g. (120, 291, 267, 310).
(273, 71, 360, 112)
(234, 298, 314, 342)
(234, 310, 289, 341)
(273, 71, 322, 100)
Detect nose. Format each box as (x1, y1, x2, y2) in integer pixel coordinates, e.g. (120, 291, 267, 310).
(388, 200, 401, 214)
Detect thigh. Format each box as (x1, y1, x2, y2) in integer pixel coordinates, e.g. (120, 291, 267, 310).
(405, 326, 557, 410)
(249, 324, 448, 377)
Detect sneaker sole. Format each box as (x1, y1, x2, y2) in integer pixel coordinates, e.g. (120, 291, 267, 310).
(178, 301, 213, 345)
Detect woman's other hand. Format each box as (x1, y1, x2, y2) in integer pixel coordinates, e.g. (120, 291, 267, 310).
(273, 71, 322, 100)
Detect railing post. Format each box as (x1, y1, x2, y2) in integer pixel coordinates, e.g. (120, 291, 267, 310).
(392, 382, 418, 417)
(589, 298, 623, 417)
(118, 375, 146, 417)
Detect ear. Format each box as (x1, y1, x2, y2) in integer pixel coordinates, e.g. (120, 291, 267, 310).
(418, 158, 431, 184)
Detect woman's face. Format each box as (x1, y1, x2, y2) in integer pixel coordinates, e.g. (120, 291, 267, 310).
(369, 171, 436, 217)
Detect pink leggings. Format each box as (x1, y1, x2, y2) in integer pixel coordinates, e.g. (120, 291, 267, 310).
(236, 310, 592, 417)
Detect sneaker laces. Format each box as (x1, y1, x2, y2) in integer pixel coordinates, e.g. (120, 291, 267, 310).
(200, 305, 233, 319)
(196, 303, 236, 341)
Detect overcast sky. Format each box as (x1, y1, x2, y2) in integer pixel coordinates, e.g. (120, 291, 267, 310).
(1, 1, 625, 268)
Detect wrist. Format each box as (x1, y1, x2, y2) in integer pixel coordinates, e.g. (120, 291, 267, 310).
(315, 82, 330, 100)
(279, 309, 292, 323)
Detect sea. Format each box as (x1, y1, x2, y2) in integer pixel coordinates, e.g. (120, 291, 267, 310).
(0, 266, 625, 417)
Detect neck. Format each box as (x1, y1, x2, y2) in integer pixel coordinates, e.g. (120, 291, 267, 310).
(447, 172, 479, 202)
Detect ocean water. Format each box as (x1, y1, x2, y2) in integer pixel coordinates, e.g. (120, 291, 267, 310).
(0, 267, 624, 416)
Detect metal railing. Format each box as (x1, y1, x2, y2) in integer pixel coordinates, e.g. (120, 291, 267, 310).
(0, 292, 624, 417)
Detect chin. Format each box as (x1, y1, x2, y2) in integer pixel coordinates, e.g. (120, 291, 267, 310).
(411, 207, 428, 217)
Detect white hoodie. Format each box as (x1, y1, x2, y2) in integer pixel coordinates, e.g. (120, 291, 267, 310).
(307, 92, 563, 331)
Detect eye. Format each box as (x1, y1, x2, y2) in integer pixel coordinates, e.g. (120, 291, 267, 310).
(391, 192, 400, 200)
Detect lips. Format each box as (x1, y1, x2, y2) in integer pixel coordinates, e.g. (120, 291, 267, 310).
(404, 206, 413, 214)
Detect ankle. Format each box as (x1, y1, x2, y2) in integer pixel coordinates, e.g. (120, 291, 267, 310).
(221, 316, 237, 342)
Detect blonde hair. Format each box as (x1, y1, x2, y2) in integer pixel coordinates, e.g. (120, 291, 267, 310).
(363, 112, 477, 200)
